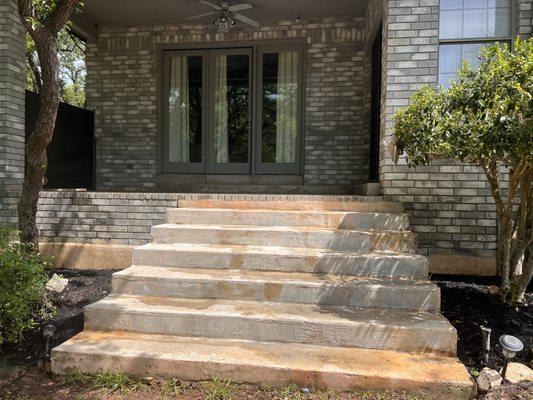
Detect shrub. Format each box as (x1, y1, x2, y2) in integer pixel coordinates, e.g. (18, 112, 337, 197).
(0, 227, 55, 344)
(393, 38, 532, 303)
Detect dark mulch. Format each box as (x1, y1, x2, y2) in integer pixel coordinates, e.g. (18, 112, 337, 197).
(1, 269, 114, 366)
(1, 270, 532, 399)
(432, 274, 532, 372)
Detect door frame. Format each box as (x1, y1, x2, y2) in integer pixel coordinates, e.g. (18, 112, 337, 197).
(161, 49, 208, 174)
(157, 39, 306, 176)
(254, 43, 305, 175)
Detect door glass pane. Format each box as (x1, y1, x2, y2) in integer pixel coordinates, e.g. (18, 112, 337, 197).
(213, 54, 250, 164)
(168, 55, 202, 163)
(261, 51, 300, 163)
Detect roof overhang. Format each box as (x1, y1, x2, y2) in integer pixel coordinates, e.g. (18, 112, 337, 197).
(72, 0, 368, 36)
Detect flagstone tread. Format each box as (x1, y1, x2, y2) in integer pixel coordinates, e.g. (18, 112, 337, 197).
(51, 330, 474, 400)
(112, 265, 440, 311)
(84, 295, 456, 354)
(132, 242, 429, 278)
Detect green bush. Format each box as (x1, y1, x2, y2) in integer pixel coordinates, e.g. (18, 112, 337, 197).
(0, 227, 55, 344)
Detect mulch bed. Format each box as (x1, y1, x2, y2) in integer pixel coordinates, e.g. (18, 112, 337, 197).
(0, 269, 531, 399)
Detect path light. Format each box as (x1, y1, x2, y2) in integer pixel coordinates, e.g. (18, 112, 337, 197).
(42, 323, 57, 358)
(499, 334, 524, 379)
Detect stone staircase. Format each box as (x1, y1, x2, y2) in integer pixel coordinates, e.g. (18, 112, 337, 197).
(51, 195, 474, 399)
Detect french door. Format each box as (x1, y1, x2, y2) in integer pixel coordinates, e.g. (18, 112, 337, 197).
(162, 44, 302, 175)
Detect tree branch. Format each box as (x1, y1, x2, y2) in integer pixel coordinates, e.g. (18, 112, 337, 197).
(45, 0, 80, 35)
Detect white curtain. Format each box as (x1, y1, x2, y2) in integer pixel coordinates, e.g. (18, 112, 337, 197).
(275, 52, 299, 163)
(214, 55, 229, 163)
(168, 56, 189, 163)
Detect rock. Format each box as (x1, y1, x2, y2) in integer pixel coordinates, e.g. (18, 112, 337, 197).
(476, 368, 502, 392)
(487, 285, 500, 296)
(46, 273, 68, 293)
(504, 362, 533, 384)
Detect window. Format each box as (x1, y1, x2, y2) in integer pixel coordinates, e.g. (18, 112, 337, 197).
(162, 44, 303, 175)
(438, 0, 512, 87)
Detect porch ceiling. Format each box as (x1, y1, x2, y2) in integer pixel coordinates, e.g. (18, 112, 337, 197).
(81, 0, 368, 27)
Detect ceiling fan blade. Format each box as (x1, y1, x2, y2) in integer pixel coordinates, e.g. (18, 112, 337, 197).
(233, 13, 260, 27)
(228, 4, 252, 12)
(199, 0, 221, 10)
(186, 11, 218, 20)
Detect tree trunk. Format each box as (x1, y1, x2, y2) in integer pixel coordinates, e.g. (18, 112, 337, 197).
(509, 249, 532, 303)
(18, 30, 60, 247)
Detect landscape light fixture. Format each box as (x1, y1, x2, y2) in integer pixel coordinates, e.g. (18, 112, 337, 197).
(42, 323, 57, 358)
(499, 334, 523, 379)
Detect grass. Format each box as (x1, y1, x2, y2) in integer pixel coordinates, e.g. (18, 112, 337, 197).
(160, 378, 181, 398)
(204, 377, 235, 400)
(63, 370, 147, 394)
(11, 371, 419, 399)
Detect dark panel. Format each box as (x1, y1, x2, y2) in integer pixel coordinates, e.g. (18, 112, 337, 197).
(25, 90, 95, 189)
(369, 26, 382, 181)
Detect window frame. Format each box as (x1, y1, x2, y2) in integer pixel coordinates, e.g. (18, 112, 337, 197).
(159, 40, 306, 176)
(438, 0, 515, 87)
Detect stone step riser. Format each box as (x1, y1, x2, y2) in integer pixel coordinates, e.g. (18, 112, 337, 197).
(166, 209, 410, 231)
(112, 274, 440, 312)
(132, 247, 428, 279)
(178, 199, 403, 212)
(85, 306, 456, 355)
(151, 226, 417, 253)
(51, 331, 475, 400)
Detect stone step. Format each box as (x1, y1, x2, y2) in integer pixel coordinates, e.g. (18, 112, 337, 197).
(51, 330, 475, 400)
(166, 208, 409, 230)
(151, 224, 417, 253)
(132, 243, 428, 279)
(112, 265, 440, 311)
(178, 199, 403, 212)
(85, 295, 457, 355)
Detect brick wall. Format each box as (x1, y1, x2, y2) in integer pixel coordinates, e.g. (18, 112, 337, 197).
(0, 0, 25, 226)
(37, 191, 181, 245)
(86, 17, 368, 191)
(375, 0, 506, 258)
(517, 0, 533, 38)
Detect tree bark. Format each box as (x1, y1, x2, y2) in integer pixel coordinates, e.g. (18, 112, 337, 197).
(17, 0, 81, 247)
(18, 30, 60, 247)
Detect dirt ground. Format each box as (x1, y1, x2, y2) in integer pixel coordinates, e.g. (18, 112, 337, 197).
(0, 270, 531, 399)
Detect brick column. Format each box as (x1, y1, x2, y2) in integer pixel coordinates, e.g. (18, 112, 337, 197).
(0, 0, 25, 226)
(516, 0, 532, 38)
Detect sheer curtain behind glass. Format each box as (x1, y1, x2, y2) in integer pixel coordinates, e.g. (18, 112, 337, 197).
(168, 56, 190, 162)
(214, 55, 229, 163)
(275, 52, 299, 163)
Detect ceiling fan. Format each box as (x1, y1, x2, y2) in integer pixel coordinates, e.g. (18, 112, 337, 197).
(187, 1, 260, 30)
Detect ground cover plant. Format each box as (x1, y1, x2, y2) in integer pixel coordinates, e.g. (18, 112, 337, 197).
(394, 38, 533, 303)
(0, 227, 54, 346)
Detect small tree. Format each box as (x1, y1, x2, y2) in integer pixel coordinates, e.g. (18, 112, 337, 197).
(394, 39, 532, 304)
(17, 0, 81, 247)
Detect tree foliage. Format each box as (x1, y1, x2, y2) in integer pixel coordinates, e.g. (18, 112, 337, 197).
(26, 27, 86, 107)
(394, 38, 532, 303)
